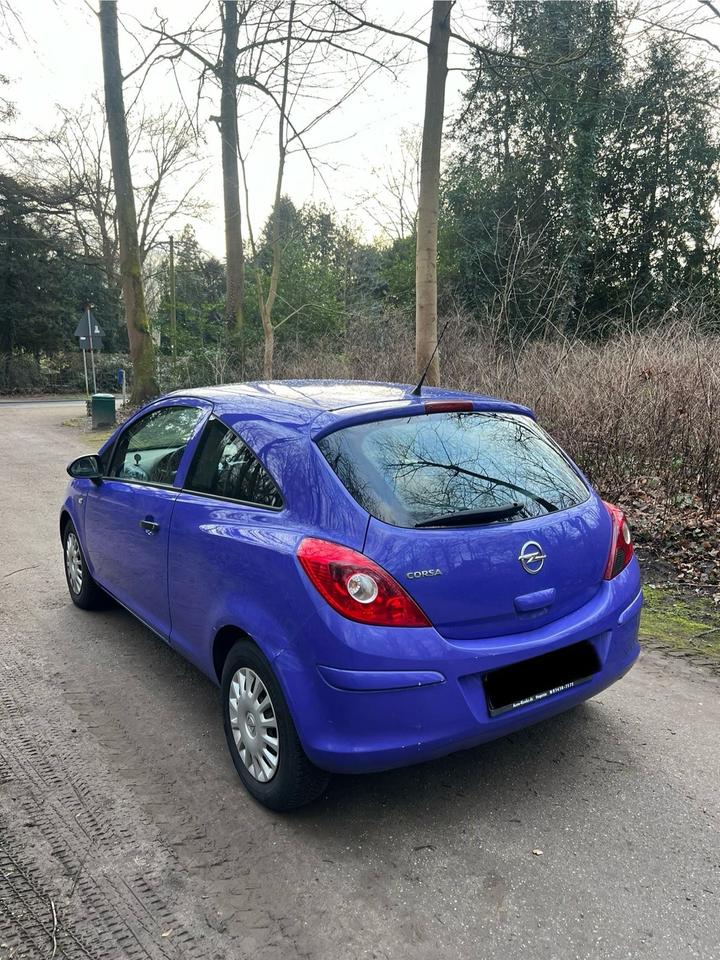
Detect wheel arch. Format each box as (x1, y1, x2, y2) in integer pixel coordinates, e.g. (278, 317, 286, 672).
(212, 625, 255, 684)
(59, 509, 72, 538)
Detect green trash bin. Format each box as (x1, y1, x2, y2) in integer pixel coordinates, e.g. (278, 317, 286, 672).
(91, 393, 116, 429)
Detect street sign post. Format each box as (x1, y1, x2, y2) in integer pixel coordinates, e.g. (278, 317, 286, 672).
(74, 306, 104, 398)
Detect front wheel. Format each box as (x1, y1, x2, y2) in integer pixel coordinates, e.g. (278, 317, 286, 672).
(62, 520, 106, 610)
(221, 640, 329, 811)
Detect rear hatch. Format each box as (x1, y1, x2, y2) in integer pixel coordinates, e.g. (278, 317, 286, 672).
(317, 407, 612, 640)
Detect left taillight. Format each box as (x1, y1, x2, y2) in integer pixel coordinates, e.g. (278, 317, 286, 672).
(297, 537, 431, 627)
(603, 501, 634, 579)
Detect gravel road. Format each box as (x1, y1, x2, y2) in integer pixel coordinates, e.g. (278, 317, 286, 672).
(0, 401, 718, 960)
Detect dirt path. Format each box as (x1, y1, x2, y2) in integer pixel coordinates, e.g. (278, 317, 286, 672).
(1, 402, 718, 960)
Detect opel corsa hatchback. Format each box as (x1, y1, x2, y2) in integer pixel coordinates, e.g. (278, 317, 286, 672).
(61, 381, 642, 810)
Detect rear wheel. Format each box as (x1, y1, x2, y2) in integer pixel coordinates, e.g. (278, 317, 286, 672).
(62, 519, 105, 610)
(221, 640, 329, 811)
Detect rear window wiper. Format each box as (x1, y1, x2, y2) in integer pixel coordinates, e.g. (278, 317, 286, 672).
(415, 502, 525, 528)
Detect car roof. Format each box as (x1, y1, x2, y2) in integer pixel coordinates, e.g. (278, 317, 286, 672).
(170, 379, 534, 436)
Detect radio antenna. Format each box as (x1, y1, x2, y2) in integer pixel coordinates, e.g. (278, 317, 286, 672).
(411, 316, 452, 396)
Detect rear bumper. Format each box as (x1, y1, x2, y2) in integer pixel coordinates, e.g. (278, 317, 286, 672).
(275, 567, 642, 775)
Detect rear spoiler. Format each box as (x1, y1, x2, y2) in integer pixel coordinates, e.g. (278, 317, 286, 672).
(309, 397, 536, 441)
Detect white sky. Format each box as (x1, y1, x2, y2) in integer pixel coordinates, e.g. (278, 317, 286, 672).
(2, 1, 475, 254)
(3, 1, 719, 256)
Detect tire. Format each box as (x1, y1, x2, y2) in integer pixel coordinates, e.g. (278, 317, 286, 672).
(221, 640, 330, 811)
(62, 519, 106, 610)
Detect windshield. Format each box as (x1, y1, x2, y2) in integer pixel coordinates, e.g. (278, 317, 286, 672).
(317, 411, 589, 528)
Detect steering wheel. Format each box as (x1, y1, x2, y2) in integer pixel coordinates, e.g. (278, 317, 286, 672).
(150, 446, 185, 484)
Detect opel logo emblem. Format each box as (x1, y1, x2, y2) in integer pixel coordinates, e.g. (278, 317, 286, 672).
(519, 540, 546, 574)
(245, 712, 257, 737)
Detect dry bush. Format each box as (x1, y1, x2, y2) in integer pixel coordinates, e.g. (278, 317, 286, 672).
(272, 310, 720, 515)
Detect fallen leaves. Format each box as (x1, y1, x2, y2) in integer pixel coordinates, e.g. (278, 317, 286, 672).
(616, 479, 720, 585)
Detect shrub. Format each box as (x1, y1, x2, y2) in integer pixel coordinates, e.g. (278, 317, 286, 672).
(273, 311, 720, 514)
(5, 316, 719, 516)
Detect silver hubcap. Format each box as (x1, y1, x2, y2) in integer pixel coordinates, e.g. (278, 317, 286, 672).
(65, 532, 83, 595)
(228, 668, 279, 782)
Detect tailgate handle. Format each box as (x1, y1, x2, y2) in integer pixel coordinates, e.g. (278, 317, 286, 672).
(514, 588, 556, 613)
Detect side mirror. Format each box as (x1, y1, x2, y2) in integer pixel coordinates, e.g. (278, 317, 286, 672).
(67, 455, 102, 483)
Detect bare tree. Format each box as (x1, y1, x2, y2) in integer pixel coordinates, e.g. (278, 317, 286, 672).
(0, 73, 16, 138)
(360, 128, 421, 243)
(142, 1, 401, 375)
(332, 1, 592, 384)
(0, 5, 44, 147)
(237, 2, 403, 378)
(142, 2, 258, 335)
(99, 0, 157, 403)
(35, 101, 207, 289)
(0, 0, 21, 45)
(241, 1, 295, 379)
(627, 0, 720, 60)
(415, 2, 451, 386)
(219, 1, 245, 332)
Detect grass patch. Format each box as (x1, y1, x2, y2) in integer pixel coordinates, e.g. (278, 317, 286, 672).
(84, 430, 113, 448)
(61, 415, 114, 448)
(640, 584, 720, 662)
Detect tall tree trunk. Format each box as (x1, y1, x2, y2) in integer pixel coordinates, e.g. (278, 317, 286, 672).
(99, 0, 157, 404)
(415, 1, 451, 386)
(220, 0, 244, 333)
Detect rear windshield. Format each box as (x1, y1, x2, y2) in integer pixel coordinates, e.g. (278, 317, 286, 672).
(317, 411, 589, 528)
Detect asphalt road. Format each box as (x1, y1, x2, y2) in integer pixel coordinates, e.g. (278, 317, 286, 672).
(0, 402, 718, 960)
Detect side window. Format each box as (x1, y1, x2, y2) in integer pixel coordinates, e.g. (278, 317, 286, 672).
(108, 405, 204, 485)
(185, 418, 283, 509)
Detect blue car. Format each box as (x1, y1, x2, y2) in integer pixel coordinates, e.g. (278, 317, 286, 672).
(61, 380, 642, 810)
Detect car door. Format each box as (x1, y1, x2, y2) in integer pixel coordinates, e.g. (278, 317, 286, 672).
(84, 399, 210, 637)
(167, 416, 287, 671)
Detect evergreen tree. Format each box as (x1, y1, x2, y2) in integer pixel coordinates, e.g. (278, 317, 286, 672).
(442, 1, 720, 336)
(0, 174, 119, 356)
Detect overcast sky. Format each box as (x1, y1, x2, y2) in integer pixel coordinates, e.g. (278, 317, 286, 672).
(4, 1, 719, 256)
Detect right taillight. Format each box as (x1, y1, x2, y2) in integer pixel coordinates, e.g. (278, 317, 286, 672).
(603, 501, 634, 579)
(297, 537, 431, 627)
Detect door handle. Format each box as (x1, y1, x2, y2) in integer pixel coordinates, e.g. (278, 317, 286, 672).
(140, 518, 160, 535)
